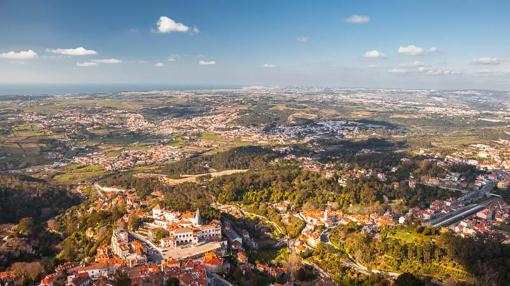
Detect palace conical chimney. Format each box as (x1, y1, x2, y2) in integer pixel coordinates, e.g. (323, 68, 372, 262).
(195, 208, 203, 226)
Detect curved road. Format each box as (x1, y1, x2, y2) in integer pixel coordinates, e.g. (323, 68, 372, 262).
(320, 229, 399, 277)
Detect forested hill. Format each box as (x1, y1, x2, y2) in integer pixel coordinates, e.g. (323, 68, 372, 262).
(158, 146, 280, 177)
(0, 174, 81, 278)
(0, 174, 80, 224)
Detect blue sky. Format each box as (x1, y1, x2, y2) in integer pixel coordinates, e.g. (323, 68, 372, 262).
(0, 0, 509, 89)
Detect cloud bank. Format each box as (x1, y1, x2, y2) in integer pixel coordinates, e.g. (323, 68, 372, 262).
(345, 15, 371, 24)
(398, 45, 438, 56)
(47, 47, 97, 56)
(199, 60, 216, 65)
(363, 50, 386, 58)
(0, 49, 38, 59)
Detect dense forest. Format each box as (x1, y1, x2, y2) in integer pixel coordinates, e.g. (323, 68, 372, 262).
(312, 138, 405, 163)
(0, 175, 79, 224)
(103, 160, 457, 215)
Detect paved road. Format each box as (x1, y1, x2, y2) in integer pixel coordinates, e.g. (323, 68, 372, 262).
(238, 208, 285, 235)
(320, 228, 332, 243)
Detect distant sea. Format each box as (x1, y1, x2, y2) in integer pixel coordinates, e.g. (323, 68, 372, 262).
(0, 84, 241, 96)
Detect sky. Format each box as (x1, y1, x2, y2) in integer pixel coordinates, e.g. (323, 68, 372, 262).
(1, 0, 510, 90)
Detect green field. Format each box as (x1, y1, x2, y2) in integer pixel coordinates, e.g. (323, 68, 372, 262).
(52, 163, 107, 184)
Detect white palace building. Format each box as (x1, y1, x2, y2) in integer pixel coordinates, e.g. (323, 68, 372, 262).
(151, 205, 222, 248)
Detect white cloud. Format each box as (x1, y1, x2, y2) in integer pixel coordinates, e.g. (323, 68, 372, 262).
(154, 62, 165, 67)
(399, 61, 425, 67)
(76, 62, 97, 67)
(263, 64, 276, 68)
(345, 15, 370, 24)
(398, 45, 438, 56)
(418, 66, 457, 76)
(472, 57, 500, 65)
(363, 50, 386, 59)
(0, 49, 38, 60)
(47, 47, 97, 56)
(199, 60, 216, 65)
(156, 16, 191, 33)
(388, 68, 408, 73)
(296, 36, 309, 43)
(92, 58, 122, 64)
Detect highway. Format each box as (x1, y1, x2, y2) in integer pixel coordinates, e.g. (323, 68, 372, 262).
(430, 197, 498, 228)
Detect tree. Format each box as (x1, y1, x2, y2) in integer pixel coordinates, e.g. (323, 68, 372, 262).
(394, 273, 424, 286)
(128, 214, 141, 230)
(153, 228, 169, 242)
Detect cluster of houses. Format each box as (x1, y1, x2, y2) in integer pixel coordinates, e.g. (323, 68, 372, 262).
(266, 120, 394, 140)
(406, 198, 459, 221)
(39, 251, 226, 286)
(296, 230, 321, 252)
(337, 167, 380, 187)
(295, 208, 395, 252)
(73, 145, 183, 171)
(233, 245, 289, 283)
(19, 109, 126, 135)
(300, 208, 395, 229)
(156, 109, 268, 144)
(449, 143, 510, 171)
(125, 113, 155, 132)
